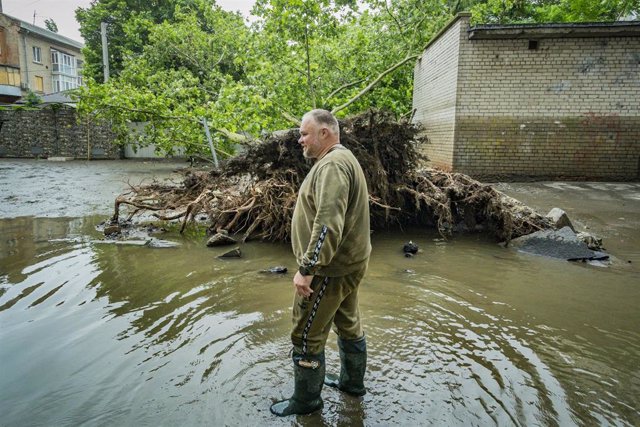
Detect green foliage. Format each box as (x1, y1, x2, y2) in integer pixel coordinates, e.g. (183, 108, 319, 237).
(470, 0, 639, 23)
(535, 0, 639, 22)
(24, 91, 42, 107)
(325, 0, 452, 114)
(76, 0, 639, 158)
(77, 3, 265, 157)
(75, 0, 222, 82)
(44, 18, 59, 33)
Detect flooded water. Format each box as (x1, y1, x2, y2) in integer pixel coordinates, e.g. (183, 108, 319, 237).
(1, 160, 639, 426)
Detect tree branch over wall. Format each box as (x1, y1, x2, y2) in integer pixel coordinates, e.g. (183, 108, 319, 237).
(331, 54, 419, 114)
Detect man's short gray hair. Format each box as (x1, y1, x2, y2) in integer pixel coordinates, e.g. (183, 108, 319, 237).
(303, 109, 340, 136)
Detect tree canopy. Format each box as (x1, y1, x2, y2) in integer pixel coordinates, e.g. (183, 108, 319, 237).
(74, 0, 638, 158)
(471, 0, 639, 23)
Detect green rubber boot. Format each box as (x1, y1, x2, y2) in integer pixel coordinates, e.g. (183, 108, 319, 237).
(270, 351, 325, 417)
(325, 336, 367, 396)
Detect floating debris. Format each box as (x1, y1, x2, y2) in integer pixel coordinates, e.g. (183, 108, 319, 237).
(403, 241, 419, 255)
(206, 232, 237, 247)
(218, 247, 242, 258)
(508, 226, 610, 263)
(147, 239, 180, 248)
(103, 225, 121, 236)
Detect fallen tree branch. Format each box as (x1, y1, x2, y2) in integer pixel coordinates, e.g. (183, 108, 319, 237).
(281, 111, 301, 126)
(331, 54, 419, 114)
(325, 78, 366, 102)
(217, 128, 251, 143)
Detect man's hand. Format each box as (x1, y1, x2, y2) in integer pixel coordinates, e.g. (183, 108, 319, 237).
(293, 271, 314, 298)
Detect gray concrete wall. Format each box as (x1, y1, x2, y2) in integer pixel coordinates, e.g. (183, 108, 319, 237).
(123, 122, 186, 159)
(0, 107, 120, 159)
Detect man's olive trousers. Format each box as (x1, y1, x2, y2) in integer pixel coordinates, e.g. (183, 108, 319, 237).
(291, 263, 367, 355)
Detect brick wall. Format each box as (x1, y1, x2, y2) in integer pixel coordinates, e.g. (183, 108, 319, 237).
(413, 14, 640, 180)
(0, 107, 120, 159)
(412, 18, 463, 171)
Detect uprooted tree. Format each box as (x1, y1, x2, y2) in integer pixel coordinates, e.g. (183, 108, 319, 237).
(111, 110, 551, 242)
(76, 0, 637, 160)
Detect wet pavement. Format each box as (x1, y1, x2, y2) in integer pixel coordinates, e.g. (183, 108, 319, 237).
(0, 159, 186, 218)
(495, 181, 640, 266)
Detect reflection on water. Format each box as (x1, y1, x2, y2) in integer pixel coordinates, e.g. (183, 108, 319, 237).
(1, 216, 639, 426)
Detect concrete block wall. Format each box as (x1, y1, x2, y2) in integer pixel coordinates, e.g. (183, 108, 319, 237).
(412, 18, 463, 171)
(455, 18, 640, 179)
(0, 107, 120, 159)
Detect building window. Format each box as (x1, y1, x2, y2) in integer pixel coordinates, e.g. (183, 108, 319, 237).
(0, 66, 21, 86)
(34, 76, 44, 92)
(32, 46, 42, 63)
(52, 74, 79, 92)
(51, 48, 82, 91)
(76, 58, 84, 86)
(51, 49, 77, 75)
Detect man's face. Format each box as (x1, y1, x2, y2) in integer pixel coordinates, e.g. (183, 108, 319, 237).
(298, 117, 324, 159)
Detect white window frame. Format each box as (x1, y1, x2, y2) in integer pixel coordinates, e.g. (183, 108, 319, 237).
(32, 46, 42, 63)
(51, 49, 76, 76)
(51, 50, 59, 71)
(52, 74, 79, 92)
(50, 48, 83, 91)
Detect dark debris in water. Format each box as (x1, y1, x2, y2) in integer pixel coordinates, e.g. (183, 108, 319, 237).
(218, 247, 242, 258)
(95, 220, 177, 248)
(259, 266, 288, 274)
(403, 241, 419, 254)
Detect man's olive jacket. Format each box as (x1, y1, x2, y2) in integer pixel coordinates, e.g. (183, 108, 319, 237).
(291, 146, 371, 277)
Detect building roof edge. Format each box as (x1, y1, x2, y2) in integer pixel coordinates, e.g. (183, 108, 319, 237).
(468, 20, 640, 39)
(1, 12, 84, 49)
(421, 12, 472, 53)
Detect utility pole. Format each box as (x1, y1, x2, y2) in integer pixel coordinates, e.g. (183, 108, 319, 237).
(100, 22, 109, 82)
(201, 118, 219, 168)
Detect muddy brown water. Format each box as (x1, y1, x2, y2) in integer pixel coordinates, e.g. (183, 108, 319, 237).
(1, 160, 639, 426)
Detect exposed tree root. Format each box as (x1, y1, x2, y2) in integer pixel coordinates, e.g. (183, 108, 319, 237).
(110, 110, 551, 242)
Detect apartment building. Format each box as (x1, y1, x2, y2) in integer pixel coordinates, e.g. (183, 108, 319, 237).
(0, 9, 84, 103)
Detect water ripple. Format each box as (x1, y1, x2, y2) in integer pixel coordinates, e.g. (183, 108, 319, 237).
(1, 225, 639, 426)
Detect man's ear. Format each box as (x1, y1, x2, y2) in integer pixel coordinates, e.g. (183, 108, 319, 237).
(320, 128, 328, 139)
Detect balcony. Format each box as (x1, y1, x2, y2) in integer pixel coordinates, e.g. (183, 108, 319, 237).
(0, 84, 21, 96)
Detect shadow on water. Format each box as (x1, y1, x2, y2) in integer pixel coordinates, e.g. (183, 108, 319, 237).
(1, 216, 639, 426)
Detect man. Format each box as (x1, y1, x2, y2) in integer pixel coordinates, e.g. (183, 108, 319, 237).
(270, 109, 372, 417)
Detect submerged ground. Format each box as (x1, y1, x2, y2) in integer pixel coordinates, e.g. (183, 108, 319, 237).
(1, 159, 639, 426)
